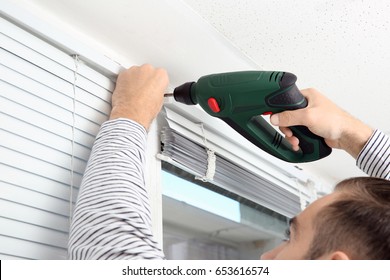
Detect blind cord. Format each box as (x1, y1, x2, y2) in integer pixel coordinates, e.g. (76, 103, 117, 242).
(195, 123, 216, 182)
(69, 54, 79, 226)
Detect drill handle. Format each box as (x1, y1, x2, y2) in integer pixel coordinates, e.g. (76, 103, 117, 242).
(244, 116, 331, 163)
(289, 125, 332, 161)
(263, 81, 332, 162)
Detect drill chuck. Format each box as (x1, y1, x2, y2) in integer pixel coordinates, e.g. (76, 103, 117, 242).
(173, 82, 196, 105)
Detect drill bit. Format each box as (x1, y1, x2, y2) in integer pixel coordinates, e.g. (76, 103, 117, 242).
(164, 93, 174, 97)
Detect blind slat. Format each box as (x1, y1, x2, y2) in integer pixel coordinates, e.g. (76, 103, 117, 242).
(0, 235, 66, 260)
(0, 217, 68, 248)
(1, 147, 83, 187)
(0, 16, 115, 91)
(1, 113, 91, 161)
(1, 80, 101, 139)
(0, 96, 96, 146)
(0, 165, 76, 201)
(1, 181, 71, 216)
(1, 64, 109, 124)
(0, 253, 27, 260)
(0, 49, 112, 116)
(1, 129, 87, 175)
(0, 199, 69, 232)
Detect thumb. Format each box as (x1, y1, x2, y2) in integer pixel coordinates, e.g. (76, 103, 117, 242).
(270, 110, 306, 127)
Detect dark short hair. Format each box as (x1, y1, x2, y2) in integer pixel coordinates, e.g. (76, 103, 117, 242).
(305, 177, 390, 260)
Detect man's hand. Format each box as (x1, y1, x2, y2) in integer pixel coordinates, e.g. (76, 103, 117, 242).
(270, 88, 373, 159)
(109, 64, 169, 130)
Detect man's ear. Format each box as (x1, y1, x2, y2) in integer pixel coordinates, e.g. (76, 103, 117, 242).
(329, 251, 350, 260)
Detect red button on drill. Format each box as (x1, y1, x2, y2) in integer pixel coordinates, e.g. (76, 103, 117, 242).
(207, 97, 221, 113)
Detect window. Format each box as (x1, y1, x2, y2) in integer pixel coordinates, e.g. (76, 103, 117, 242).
(161, 164, 288, 259)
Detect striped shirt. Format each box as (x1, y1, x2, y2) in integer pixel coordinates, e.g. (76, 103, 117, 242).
(68, 119, 389, 259)
(68, 119, 165, 259)
(357, 129, 390, 179)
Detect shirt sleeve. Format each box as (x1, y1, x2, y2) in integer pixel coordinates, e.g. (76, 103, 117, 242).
(68, 118, 165, 259)
(357, 129, 390, 180)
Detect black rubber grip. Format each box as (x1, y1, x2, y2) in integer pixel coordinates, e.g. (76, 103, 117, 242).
(290, 126, 332, 158)
(267, 86, 307, 109)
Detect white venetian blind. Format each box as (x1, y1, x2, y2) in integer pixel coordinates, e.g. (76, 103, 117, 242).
(160, 127, 301, 218)
(159, 104, 315, 218)
(0, 17, 115, 259)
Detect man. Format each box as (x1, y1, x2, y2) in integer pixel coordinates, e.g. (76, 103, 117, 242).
(68, 64, 389, 260)
(261, 177, 390, 259)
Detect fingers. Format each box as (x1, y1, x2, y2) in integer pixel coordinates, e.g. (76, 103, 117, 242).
(279, 127, 300, 151)
(286, 136, 300, 151)
(279, 126, 293, 137)
(270, 109, 308, 127)
(109, 64, 169, 130)
(269, 88, 321, 151)
(270, 88, 320, 127)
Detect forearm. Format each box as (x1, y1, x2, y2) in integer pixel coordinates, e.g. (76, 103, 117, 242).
(68, 119, 165, 259)
(338, 117, 374, 159)
(357, 129, 389, 180)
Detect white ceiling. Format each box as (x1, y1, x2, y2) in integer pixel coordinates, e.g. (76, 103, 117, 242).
(14, 0, 389, 184)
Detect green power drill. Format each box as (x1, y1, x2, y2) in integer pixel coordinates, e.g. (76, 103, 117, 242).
(167, 71, 332, 163)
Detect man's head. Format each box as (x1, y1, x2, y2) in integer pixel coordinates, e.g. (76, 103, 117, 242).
(261, 177, 390, 260)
